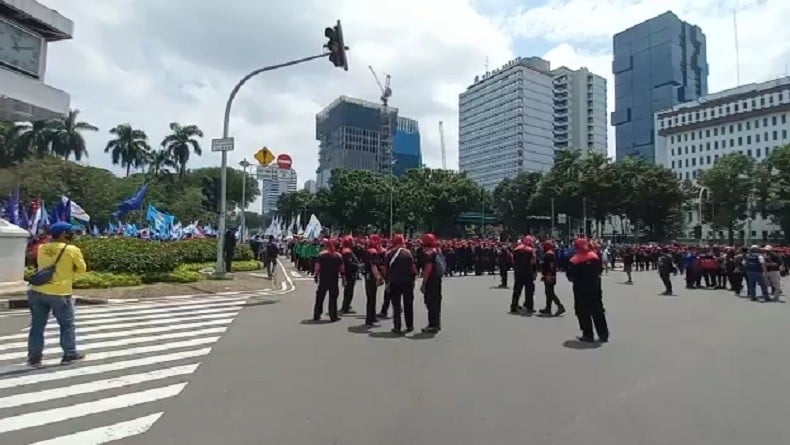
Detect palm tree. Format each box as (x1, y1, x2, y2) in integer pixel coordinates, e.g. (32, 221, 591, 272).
(146, 149, 178, 178)
(18, 120, 54, 157)
(0, 122, 27, 168)
(105, 124, 152, 176)
(160, 122, 203, 176)
(49, 109, 98, 161)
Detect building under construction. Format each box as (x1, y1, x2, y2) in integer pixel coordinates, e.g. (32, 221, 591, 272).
(315, 96, 421, 188)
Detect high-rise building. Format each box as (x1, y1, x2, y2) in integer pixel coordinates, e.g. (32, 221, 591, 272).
(655, 76, 790, 241)
(459, 57, 555, 190)
(612, 11, 708, 162)
(551, 66, 608, 154)
(258, 165, 297, 214)
(315, 96, 422, 189)
(303, 179, 317, 194)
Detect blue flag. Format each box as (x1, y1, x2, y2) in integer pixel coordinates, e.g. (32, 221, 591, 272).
(113, 183, 149, 218)
(5, 184, 20, 225)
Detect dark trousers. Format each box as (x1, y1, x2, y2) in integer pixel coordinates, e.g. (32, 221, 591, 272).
(380, 287, 391, 315)
(511, 274, 535, 312)
(543, 281, 562, 311)
(364, 279, 379, 324)
(314, 280, 339, 320)
(389, 282, 414, 331)
(499, 265, 508, 287)
(341, 277, 356, 312)
(660, 272, 672, 294)
(224, 250, 234, 272)
(424, 282, 442, 328)
(574, 292, 609, 340)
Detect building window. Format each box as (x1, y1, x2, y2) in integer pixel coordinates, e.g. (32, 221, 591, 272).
(671, 148, 675, 156)
(783, 129, 787, 139)
(684, 146, 689, 155)
(738, 137, 742, 146)
(706, 129, 710, 137)
(734, 103, 739, 112)
(737, 123, 742, 131)
(671, 160, 675, 168)
(766, 147, 771, 155)
(756, 119, 760, 128)
(782, 114, 787, 124)
(685, 159, 689, 167)
(706, 142, 710, 150)
(774, 130, 778, 140)
(746, 121, 750, 130)
(692, 145, 696, 153)
(747, 149, 752, 157)
(772, 116, 778, 125)
(756, 134, 761, 142)
(714, 140, 719, 149)
(715, 154, 720, 161)
(671, 135, 675, 143)
(756, 148, 761, 158)
(714, 127, 718, 136)
(729, 124, 734, 133)
(706, 155, 711, 164)
(692, 158, 696, 166)
(691, 132, 695, 140)
(747, 135, 751, 144)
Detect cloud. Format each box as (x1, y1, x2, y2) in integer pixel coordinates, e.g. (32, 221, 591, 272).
(505, 0, 789, 158)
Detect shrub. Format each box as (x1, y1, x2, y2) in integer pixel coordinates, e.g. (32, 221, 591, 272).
(231, 260, 262, 272)
(73, 272, 142, 289)
(72, 237, 254, 274)
(141, 269, 202, 284)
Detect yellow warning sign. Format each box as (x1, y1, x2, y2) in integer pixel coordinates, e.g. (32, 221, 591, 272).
(254, 147, 275, 166)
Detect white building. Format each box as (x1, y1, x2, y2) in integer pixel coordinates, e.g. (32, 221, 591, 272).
(0, 0, 72, 122)
(459, 57, 555, 191)
(258, 165, 297, 214)
(655, 75, 790, 241)
(551, 66, 608, 154)
(303, 179, 316, 194)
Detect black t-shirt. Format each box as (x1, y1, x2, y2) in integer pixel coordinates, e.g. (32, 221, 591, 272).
(512, 246, 535, 276)
(385, 247, 415, 285)
(422, 248, 442, 286)
(317, 250, 343, 282)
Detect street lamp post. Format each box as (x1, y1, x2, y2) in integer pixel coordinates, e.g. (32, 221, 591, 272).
(239, 159, 251, 241)
(213, 52, 331, 278)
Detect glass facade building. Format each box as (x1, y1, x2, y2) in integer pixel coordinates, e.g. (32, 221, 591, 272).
(315, 96, 421, 188)
(612, 11, 708, 162)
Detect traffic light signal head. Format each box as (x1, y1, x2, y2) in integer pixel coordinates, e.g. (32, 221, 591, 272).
(324, 20, 348, 71)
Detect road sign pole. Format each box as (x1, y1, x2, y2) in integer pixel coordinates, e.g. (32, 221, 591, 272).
(214, 52, 331, 278)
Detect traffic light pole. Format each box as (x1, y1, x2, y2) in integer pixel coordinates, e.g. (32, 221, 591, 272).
(214, 52, 331, 278)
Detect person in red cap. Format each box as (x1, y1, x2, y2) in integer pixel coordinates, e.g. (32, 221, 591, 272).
(362, 234, 385, 326)
(313, 238, 345, 322)
(567, 238, 609, 342)
(340, 236, 360, 314)
(510, 235, 537, 314)
(539, 240, 565, 316)
(420, 233, 444, 333)
(383, 234, 417, 334)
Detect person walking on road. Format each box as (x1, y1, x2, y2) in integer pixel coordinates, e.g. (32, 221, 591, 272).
(383, 234, 417, 334)
(313, 238, 344, 322)
(363, 235, 385, 327)
(419, 233, 443, 333)
(510, 236, 537, 315)
(27, 222, 87, 368)
(657, 248, 676, 295)
(340, 236, 360, 314)
(264, 235, 279, 279)
(567, 238, 609, 343)
(538, 240, 565, 317)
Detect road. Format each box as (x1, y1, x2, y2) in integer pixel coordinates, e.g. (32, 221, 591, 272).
(1, 265, 788, 445)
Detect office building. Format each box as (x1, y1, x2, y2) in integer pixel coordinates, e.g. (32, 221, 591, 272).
(315, 96, 422, 189)
(612, 11, 708, 162)
(551, 66, 608, 153)
(258, 165, 297, 214)
(303, 179, 317, 194)
(655, 76, 790, 241)
(0, 0, 72, 122)
(459, 56, 555, 191)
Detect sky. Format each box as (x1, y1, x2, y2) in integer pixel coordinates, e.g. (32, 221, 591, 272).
(37, 0, 790, 213)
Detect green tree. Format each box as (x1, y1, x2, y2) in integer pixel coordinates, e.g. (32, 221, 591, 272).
(18, 120, 54, 158)
(146, 149, 178, 178)
(0, 122, 27, 168)
(187, 167, 260, 209)
(105, 124, 152, 177)
(698, 152, 755, 244)
(275, 189, 316, 221)
(492, 171, 543, 235)
(398, 168, 481, 235)
(161, 122, 203, 176)
(324, 168, 389, 232)
(49, 109, 98, 161)
(757, 144, 790, 243)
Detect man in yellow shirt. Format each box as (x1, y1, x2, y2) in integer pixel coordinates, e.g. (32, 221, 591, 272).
(27, 222, 87, 368)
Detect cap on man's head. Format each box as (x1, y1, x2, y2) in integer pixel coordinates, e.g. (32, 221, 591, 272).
(50, 222, 75, 236)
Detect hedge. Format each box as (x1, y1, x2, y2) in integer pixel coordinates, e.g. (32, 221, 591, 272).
(74, 237, 253, 274)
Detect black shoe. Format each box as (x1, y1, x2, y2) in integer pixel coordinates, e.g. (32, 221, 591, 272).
(404, 327, 414, 333)
(422, 326, 439, 333)
(576, 336, 596, 343)
(509, 308, 519, 314)
(377, 312, 388, 319)
(598, 337, 609, 343)
(27, 358, 42, 369)
(344, 309, 357, 314)
(330, 317, 340, 322)
(555, 306, 566, 316)
(61, 352, 85, 365)
(539, 309, 552, 315)
(391, 328, 403, 335)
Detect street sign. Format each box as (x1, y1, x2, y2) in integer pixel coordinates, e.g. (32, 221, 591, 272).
(211, 137, 234, 152)
(276, 153, 292, 169)
(557, 213, 567, 224)
(254, 147, 275, 166)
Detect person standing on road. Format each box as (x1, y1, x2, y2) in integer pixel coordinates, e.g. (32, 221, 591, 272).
(763, 245, 783, 300)
(340, 236, 360, 314)
(224, 228, 237, 273)
(313, 238, 344, 322)
(743, 245, 770, 301)
(510, 236, 537, 314)
(363, 235, 385, 326)
(621, 247, 634, 285)
(567, 238, 609, 343)
(538, 240, 565, 317)
(27, 222, 87, 368)
(264, 235, 279, 279)
(419, 233, 443, 333)
(383, 234, 417, 334)
(657, 248, 675, 295)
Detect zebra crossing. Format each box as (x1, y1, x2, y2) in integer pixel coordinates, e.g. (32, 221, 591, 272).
(0, 294, 255, 444)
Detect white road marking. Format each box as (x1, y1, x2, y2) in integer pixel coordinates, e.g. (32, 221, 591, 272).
(0, 382, 187, 434)
(26, 412, 164, 445)
(0, 364, 199, 409)
(49, 304, 243, 328)
(35, 336, 220, 367)
(0, 348, 211, 388)
(63, 299, 247, 322)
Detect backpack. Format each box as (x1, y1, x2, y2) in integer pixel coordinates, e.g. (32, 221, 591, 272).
(27, 245, 68, 286)
(434, 250, 447, 277)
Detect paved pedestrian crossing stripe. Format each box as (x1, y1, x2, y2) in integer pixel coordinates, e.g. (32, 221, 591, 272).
(0, 294, 251, 444)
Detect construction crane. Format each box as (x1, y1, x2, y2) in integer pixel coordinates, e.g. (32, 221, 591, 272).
(368, 65, 395, 235)
(438, 121, 447, 170)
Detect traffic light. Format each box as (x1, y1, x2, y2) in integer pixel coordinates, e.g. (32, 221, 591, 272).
(693, 224, 702, 239)
(201, 177, 219, 212)
(324, 20, 348, 71)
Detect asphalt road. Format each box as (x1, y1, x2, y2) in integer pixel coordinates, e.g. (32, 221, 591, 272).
(2, 266, 788, 445)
